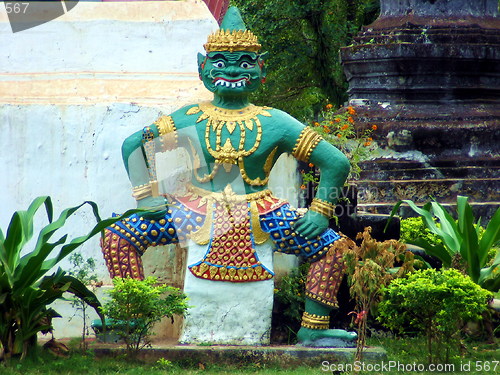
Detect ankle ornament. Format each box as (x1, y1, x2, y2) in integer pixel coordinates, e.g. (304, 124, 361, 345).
(301, 312, 330, 330)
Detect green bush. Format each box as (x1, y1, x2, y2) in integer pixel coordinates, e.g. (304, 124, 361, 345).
(378, 268, 493, 363)
(100, 277, 189, 357)
(400, 217, 442, 247)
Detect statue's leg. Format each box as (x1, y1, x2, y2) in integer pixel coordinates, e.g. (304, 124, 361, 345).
(259, 203, 356, 345)
(297, 236, 357, 345)
(101, 226, 146, 280)
(100, 213, 180, 280)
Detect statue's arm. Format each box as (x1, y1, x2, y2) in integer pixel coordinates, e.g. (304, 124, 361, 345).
(121, 124, 167, 211)
(277, 111, 350, 238)
(121, 106, 195, 211)
(122, 128, 153, 183)
(306, 139, 350, 203)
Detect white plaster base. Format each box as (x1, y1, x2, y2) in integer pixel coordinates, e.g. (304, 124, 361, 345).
(180, 240, 275, 345)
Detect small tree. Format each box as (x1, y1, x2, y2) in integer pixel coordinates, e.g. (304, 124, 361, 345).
(68, 253, 99, 352)
(100, 277, 189, 357)
(343, 227, 414, 361)
(378, 268, 493, 363)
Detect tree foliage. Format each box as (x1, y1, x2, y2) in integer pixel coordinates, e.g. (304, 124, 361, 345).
(232, 0, 380, 119)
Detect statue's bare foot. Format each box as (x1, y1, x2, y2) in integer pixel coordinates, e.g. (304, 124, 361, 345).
(297, 327, 357, 347)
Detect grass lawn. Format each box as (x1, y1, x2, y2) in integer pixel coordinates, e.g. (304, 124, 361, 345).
(1, 336, 498, 375)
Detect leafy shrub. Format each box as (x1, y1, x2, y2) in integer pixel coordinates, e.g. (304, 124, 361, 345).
(100, 277, 189, 357)
(378, 268, 493, 363)
(400, 217, 442, 247)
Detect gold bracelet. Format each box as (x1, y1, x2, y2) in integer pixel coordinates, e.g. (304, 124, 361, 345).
(301, 312, 330, 330)
(292, 127, 323, 162)
(131, 181, 159, 200)
(309, 198, 336, 218)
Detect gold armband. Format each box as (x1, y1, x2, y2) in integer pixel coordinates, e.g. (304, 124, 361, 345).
(154, 115, 178, 151)
(301, 312, 330, 330)
(131, 181, 159, 201)
(292, 127, 323, 162)
(309, 198, 336, 218)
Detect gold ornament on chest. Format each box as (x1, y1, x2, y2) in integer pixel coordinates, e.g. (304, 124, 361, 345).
(186, 102, 278, 186)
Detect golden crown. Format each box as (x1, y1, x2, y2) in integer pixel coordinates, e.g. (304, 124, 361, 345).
(204, 29, 261, 53)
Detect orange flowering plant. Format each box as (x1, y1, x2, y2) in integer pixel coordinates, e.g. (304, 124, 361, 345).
(308, 104, 379, 180)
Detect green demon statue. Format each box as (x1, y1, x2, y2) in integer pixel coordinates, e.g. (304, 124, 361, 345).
(101, 7, 356, 345)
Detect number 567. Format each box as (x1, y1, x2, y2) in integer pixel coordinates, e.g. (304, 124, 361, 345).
(5, 2, 29, 14)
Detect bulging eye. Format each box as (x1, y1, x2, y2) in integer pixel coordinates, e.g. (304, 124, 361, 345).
(213, 60, 225, 68)
(240, 61, 256, 69)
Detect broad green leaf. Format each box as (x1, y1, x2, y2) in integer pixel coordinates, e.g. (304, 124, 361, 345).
(457, 197, 480, 282)
(401, 200, 458, 254)
(411, 237, 452, 267)
(478, 249, 500, 292)
(430, 201, 461, 253)
(479, 207, 500, 266)
(3, 197, 53, 270)
(40, 207, 145, 274)
(461, 229, 480, 282)
(384, 200, 404, 232)
(3, 213, 24, 269)
(15, 235, 68, 292)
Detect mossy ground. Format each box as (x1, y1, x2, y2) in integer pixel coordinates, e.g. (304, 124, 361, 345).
(1, 335, 498, 375)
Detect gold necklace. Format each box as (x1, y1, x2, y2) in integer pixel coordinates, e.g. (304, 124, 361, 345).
(186, 102, 275, 186)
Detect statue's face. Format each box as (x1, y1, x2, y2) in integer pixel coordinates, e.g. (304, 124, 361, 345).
(198, 51, 266, 97)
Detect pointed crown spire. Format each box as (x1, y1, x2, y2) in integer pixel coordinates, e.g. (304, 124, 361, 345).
(204, 7, 261, 53)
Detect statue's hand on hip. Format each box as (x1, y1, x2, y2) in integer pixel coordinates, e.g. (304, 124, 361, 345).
(292, 210, 329, 239)
(137, 196, 168, 220)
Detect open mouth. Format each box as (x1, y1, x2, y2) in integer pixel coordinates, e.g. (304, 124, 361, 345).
(213, 78, 248, 88)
